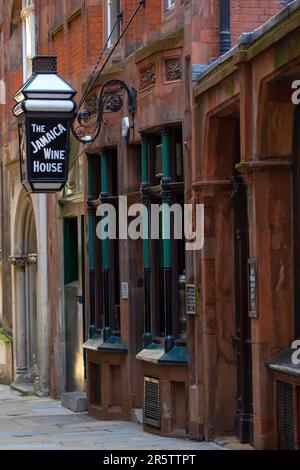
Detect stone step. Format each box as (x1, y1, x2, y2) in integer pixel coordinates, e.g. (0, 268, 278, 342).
(10, 383, 36, 396)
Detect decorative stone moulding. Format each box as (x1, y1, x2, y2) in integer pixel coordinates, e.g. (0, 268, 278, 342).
(164, 57, 182, 82)
(9, 254, 38, 270)
(140, 64, 156, 91)
(27, 254, 38, 265)
(9, 256, 29, 270)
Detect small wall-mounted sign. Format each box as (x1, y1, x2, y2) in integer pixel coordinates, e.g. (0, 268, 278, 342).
(121, 282, 129, 300)
(186, 284, 199, 315)
(248, 259, 258, 318)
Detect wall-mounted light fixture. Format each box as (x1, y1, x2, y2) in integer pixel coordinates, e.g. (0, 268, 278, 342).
(13, 0, 145, 194)
(13, 56, 77, 193)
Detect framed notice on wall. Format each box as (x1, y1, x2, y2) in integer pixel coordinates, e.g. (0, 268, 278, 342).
(186, 284, 200, 315)
(248, 259, 258, 318)
(121, 282, 129, 300)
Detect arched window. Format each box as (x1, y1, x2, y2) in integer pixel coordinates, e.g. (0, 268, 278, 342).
(106, 0, 121, 47)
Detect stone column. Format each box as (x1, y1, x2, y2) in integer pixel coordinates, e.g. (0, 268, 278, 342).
(87, 156, 96, 332)
(27, 254, 38, 385)
(9, 255, 28, 382)
(35, 193, 49, 397)
(161, 129, 174, 353)
(100, 152, 112, 342)
(141, 137, 152, 347)
(238, 160, 293, 449)
(192, 180, 236, 439)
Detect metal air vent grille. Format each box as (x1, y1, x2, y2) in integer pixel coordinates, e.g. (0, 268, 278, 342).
(278, 381, 296, 450)
(144, 376, 160, 429)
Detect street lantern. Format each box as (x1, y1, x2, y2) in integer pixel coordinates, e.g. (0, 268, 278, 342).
(13, 56, 77, 193)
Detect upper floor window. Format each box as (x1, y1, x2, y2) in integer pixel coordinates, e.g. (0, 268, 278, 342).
(106, 0, 121, 47)
(166, 0, 175, 11)
(146, 128, 186, 339)
(21, 0, 35, 79)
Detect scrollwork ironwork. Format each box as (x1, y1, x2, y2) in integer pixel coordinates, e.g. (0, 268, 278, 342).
(65, 181, 76, 190)
(71, 79, 137, 145)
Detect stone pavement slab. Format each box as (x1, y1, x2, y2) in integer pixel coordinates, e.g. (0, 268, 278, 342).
(0, 384, 224, 450)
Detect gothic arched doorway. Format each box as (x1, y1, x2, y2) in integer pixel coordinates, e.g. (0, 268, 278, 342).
(10, 190, 38, 392)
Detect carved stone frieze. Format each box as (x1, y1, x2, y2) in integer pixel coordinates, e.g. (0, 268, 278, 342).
(140, 64, 156, 91)
(165, 57, 182, 82)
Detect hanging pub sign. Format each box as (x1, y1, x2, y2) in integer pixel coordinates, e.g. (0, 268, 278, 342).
(13, 56, 77, 193)
(30, 117, 70, 191)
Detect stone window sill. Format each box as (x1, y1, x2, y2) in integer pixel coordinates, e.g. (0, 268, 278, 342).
(83, 334, 128, 353)
(136, 343, 188, 365)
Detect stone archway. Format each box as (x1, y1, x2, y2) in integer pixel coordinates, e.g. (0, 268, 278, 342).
(10, 190, 38, 392)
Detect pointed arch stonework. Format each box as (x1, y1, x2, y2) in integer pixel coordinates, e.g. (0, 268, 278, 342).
(10, 190, 38, 392)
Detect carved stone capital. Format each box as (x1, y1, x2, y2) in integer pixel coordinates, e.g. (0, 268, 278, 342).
(27, 254, 38, 265)
(9, 256, 28, 271)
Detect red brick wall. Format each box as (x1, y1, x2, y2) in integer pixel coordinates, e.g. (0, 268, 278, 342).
(144, 0, 163, 41)
(52, 30, 66, 77)
(186, 0, 283, 66)
(195, 0, 220, 62)
(86, 4, 104, 65)
(47, 1, 105, 103)
(0, 0, 24, 161)
(122, 0, 145, 55)
(231, 0, 283, 46)
(69, 16, 84, 80)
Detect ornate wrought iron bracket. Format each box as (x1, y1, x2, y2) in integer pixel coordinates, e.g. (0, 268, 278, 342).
(71, 79, 137, 145)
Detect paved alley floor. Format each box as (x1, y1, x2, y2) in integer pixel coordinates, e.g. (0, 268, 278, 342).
(0, 385, 223, 450)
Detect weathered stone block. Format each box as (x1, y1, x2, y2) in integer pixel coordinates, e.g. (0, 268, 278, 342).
(62, 392, 87, 413)
(131, 408, 143, 425)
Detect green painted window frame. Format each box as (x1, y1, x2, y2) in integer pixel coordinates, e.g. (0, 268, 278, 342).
(64, 216, 79, 285)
